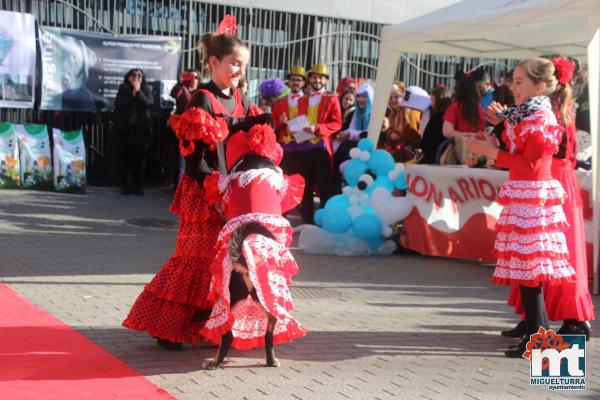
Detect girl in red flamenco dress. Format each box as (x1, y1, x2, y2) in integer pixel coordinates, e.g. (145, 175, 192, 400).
(122, 16, 270, 350)
(467, 57, 576, 358)
(200, 124, 307, 369)
(502, 56, 593, 340)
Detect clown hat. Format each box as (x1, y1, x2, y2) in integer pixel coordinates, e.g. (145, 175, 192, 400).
(226, 124, 283, 171)
(307, 64, 329, 79)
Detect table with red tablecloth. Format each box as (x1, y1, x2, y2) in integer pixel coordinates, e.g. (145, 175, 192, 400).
(402, 164, 594, 276)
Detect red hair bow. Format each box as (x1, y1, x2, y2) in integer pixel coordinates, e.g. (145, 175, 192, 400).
(217, 15, 238, 36)
(552, 57, 575, 85)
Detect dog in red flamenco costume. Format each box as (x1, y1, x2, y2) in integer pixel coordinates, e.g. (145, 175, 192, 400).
(200, 124, 307, 369)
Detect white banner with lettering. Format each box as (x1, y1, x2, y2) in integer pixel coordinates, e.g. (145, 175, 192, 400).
(403, 165, 593, 274)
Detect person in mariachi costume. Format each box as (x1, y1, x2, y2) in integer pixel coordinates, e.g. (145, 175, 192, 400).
(277, 64, 341, 224)
(122, 15, 269, 351)
(200, 124, 307, 369)
(467, 57, 577, 357)
(503, 56, 594, 341)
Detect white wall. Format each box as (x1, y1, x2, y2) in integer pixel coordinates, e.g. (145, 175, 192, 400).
(199, 0, 461, 25)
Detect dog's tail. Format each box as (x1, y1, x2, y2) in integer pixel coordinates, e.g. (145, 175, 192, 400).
(228, 222, 276, 267)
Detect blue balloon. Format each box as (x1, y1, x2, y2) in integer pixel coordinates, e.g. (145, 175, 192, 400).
(325, 194, 351, 210)
(352, 213, 382, 241)
(367, 150, 395, 176)
(343, 159, 367, 186)
(322, 208, 352, 233)
(394, 172, 408, 190)
(366, 238, 384, 250)
(315, 209, 324, 226)
(357, 138, 374, 152)
(373, 176, 394, 192)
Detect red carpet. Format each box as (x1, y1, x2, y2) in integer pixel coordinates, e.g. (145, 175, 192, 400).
(0, 284, 175, 400)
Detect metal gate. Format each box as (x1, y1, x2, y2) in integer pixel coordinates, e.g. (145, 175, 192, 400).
(0, 0, 516, 185)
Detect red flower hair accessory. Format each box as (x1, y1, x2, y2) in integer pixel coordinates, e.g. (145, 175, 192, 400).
(551, 57, 575, 85)
(169, 107, 228, 156)
(217, 15, 238, 36)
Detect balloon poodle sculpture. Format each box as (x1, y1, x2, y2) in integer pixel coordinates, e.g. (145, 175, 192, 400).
(299, 139, 413, 256)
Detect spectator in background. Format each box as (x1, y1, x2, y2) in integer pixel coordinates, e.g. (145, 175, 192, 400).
(258, 77, 287, 114)
(442, 78, 485, 165)
(336, 76, 358, 97)
(335, 82, 373, 159)
(490, 83, 515, 151)
(381, 83, 422, 162)
(114, 68, 154, 196)
(170, 69, 201, 181)
(170, 69, 200, 115)
(419, 85, 451, 164)
(258, 96, 272, 114)
(237, 77, 248, 95)
(331, 90, 357, 193)
(473, 69, 495, 109)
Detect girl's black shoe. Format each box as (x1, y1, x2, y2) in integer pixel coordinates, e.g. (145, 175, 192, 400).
(501, 320, 528, 338)
(504, 337, 528, 358)
(557, 320, 591, 341)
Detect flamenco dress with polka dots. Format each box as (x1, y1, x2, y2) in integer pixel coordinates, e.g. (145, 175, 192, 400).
(505, 107, 594, 333)
(491, 97, 576, 288)
(122, 83, 256, 345)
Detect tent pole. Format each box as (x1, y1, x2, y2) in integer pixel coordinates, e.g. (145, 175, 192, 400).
(587, 28, 600, 294)
(367, 43, 401, 142)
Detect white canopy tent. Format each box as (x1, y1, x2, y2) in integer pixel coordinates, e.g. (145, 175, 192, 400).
(367, 0, 600, 293)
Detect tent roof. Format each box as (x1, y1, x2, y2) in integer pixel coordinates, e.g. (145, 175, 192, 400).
(381, 0, 600, 59)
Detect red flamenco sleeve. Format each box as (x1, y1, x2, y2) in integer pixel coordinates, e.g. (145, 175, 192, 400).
(169, 107, 229, 157)
(280, 173, 305, 213)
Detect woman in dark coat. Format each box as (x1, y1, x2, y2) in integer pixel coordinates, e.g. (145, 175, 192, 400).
(114, 68, 154, 195)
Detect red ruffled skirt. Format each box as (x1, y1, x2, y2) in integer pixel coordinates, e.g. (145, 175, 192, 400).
(491, 179, 576, 287)
(200, 213, 307, 350)
(122, 175, 223, 344)
(506, 164, 594, 320)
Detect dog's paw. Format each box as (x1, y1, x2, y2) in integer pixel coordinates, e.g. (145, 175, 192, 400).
(266, 357, 281, 368)
(201, 359, 224, 370)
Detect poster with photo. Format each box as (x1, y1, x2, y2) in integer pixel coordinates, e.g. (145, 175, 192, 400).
(40, 27, 181, 112)
(0, 11, 36, 109)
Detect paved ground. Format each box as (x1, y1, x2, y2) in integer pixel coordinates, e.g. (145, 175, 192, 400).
(0, 187, 598, 400)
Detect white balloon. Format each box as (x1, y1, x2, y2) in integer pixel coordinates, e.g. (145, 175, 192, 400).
(394, 163, 405, 173)
(382, 226, 393, 237)
(377, 240, 397, 255)
(347, 205, 365, 219)
(349, 195, 360, 205)
(371, 187, 413, 225)
(349, 148, 361, 159)
(359, 151, 371, 161)
(388, 171, 399, 181)
(342, 186, 353, 195)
